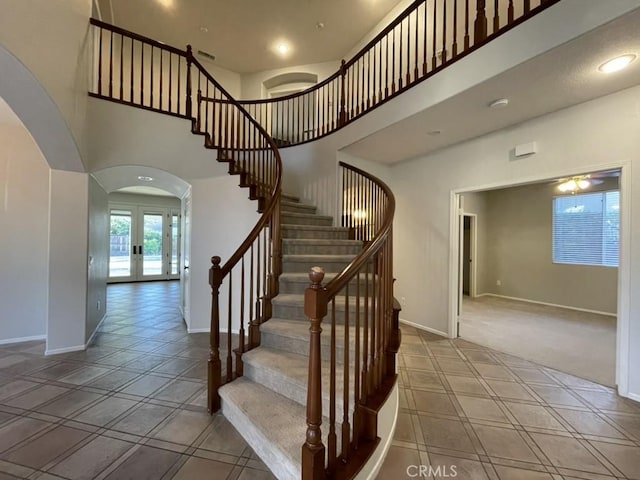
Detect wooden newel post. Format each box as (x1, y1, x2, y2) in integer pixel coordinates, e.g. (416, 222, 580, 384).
(208, 256, 223, 413)
(186, 45, 193, 118)
(302, 267, 328, 480)
(339, 60, 347, 127)
(474, 0, 488, 44)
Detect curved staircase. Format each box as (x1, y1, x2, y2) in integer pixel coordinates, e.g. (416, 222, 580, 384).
(220, 194, 362, 480)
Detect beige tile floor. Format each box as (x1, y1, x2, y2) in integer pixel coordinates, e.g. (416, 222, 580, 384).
(1, 282, 639, 479)
(378, 328, 640, 480)
(0, 282, 274, 480)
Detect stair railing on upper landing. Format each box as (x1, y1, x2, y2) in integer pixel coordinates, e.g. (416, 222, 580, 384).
(88, 19, 283, 413)
(302, 162, 400, 479)
(236, 0, 559, 147)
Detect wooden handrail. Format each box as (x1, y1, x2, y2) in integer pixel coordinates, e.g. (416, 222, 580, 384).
(302, 162, 398, 478)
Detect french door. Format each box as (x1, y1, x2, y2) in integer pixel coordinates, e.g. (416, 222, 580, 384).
(109, 205, 180, 282)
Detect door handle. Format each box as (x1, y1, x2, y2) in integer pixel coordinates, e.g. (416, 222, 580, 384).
(133, 245, 137, 255)
(139, 245, 143, 255)
(184, 266, 189, 270)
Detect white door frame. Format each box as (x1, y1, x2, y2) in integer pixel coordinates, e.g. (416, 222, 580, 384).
(448, 161, 631, 397)
(458, 213, 478, 311)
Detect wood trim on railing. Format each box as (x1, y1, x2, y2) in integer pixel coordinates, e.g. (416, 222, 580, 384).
(90, 18, 186, 56)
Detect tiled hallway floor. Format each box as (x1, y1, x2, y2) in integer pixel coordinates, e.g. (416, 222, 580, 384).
(1, 282, 639, 479)
(0, 282, 273, 480)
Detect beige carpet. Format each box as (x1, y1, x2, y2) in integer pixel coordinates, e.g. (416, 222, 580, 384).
(459, 295, 616, 387)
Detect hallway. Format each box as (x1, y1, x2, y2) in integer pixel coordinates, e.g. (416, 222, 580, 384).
(0, 282, 274, 480)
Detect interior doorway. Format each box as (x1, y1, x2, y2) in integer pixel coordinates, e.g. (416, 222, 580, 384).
(449, 165, 628, 390)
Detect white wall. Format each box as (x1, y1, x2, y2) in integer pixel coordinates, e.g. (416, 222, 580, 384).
(87, 97, 229, 180)
(188, 175, 260, 332)
(0, 0, 92, 167)
(86, 176, 108, 341)
(390, 85, 640, 397)
(0, 125, 50, 343)
(47, 170, 89, 353)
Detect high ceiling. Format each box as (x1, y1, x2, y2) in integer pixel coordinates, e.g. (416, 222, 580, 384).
(95, 0, 403, 73)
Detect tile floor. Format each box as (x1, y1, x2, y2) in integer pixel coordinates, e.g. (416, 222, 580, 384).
(379, 328, 640, 480)
(0, 282, 273, 480)
(1, 282, 638, 480)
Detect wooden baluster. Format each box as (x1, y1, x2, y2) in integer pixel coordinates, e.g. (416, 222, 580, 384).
(366, 51, 371, 108)
(108, 31, 114, 97)
(493, 0, 500, 32)
(98, 28, 103, 95)
(150, 46, 154, 107)
(339, 60, 346, 126)
(119, 33, 123, 100)
(464, 0, 470, 49)
(442, 0, 448, 62)
(384, 34, 389, 98)
(432, 0, 438, 69)
(327, 298, 337, 474)
(302, 267, 327, 480)
(185, 45, 193, 118)
(423, 1, 428, 75)
(524, 0, 531, 14)
(168, 53, 172, 112)
(196, 89, 202, 132)
(391, 29, 396, 94)
(208, 256, 223, 413)
(176, 52, 181, 114)
(398, 22, 403, 89)
(227, 270, 233, 382)
(406, 14, 411, 86)
(453, 0, 459, 57)
(474, 0, 488, 44)
(361, 261, 370, 405)
(378, 41, 383, 102)
(140, 42, 144, 105)
(236, 256, 245, 377)
(414, 10, 419, 81)
(159, 49, 163, 110)
(508, 0, 514, 23)
(130, 38, 134, 103)
(352, 268, 361, 450)
(342, 284, 351, 461)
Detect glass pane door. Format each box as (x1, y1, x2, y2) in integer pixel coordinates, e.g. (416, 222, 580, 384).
(109, 209, 134, 280)
(171, 212, 179, 276)
(141, 212, 164, 278)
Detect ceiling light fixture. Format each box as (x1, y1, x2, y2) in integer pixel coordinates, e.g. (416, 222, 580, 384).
(156, 0, 174, 9)
(278, 43, 289, 55)
(598, 54, 636, 73)
(137, 175, 154, 182)
(557, 176, 591, 193)
(316, 22, 325, 30)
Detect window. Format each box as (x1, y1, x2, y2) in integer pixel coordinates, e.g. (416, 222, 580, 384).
(552, 191, 619, 267)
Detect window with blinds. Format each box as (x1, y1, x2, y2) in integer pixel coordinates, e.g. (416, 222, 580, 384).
(552, 191, 619, 267)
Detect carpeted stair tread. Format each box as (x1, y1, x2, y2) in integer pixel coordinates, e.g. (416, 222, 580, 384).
(219, 377, 306, 480)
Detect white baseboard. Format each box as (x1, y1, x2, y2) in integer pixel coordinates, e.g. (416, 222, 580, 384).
(0, 334, 46, 346)
(477, 293, 617, 318)
(85, 313, 107, 348)
(45, 344, 85, 356)
(187, 327, 210, 334)
(399, 318, 448, 338)
(627, 392, 640, 403)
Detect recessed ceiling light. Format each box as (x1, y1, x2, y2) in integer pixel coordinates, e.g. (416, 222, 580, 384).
(488, 98, 509, 109)
(598, 54, 636, 73)
(278, 44, 289, 55)
(156, 0, 174, 9)
(137, 176, 154, 182)
(316, 22, 325, 30)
